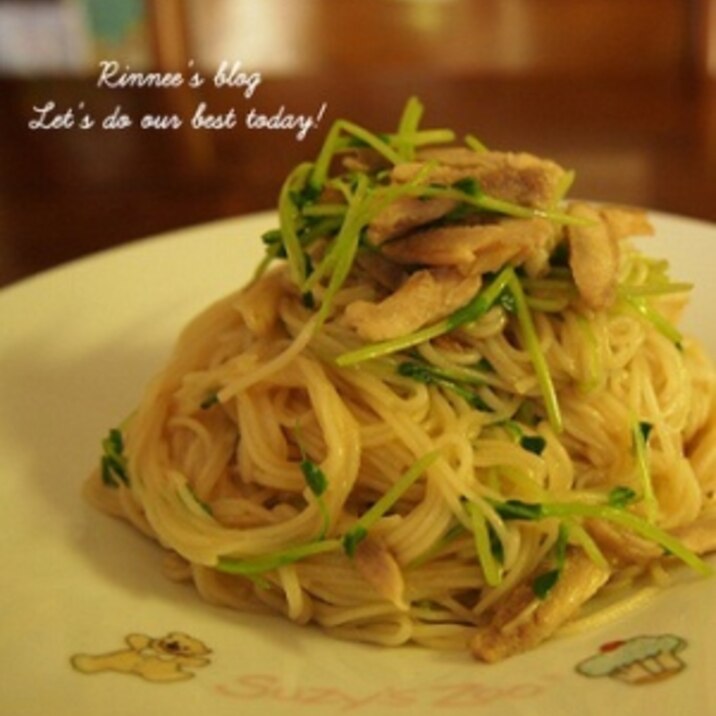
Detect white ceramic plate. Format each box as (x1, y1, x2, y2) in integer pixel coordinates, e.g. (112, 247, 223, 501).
(1, 211, 715, 716)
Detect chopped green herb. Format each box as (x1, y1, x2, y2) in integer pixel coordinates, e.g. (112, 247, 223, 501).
(493, 499, 544, 521)
(289, 182, 321, 210)
(532, 569, 560, 599)
(261, 228, 283, 246)
(639, 421, 653, 442)
(200, 392, 219, 410)
(549, 242, 570, 268)
(299, 251, 316, 309)
(396, 361, 436, 382)
(300, 459, 328, 497)
(397, 361, 491, 411)
(342, 451, 439, 557)
(608, 485, 638, 508)
(632, 419, 658, 523)
(488, 521, 505, 564)
(520, 435, 547, 456)
(342, 526, 368, 558)
(295, 425, 331, 538)
(100, 428, 129, 488)
(451, 176, 483, 197)
(532, 523, 569, 599)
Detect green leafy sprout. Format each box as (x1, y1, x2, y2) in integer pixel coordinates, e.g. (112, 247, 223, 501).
(216, 451, 438, 576)
(294, 423, 331, 539)
(100, 428, 128, 488)
(492, 496, 712, 578)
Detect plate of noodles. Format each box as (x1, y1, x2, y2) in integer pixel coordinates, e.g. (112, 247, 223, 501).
(1, 99, 715, 715)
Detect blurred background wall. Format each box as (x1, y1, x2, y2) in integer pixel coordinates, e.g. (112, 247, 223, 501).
(0, 0, 713, 79)
(0, 0, 714, 287)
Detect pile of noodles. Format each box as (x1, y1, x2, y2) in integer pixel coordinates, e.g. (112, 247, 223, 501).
(86, 99, 715, 661)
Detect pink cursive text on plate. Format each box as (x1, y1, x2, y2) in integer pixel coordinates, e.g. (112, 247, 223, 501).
(214, 672, 560, 712)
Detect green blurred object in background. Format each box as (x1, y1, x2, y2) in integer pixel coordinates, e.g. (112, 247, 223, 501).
(83, 0, 145, 44)
(82, 0, 150, 66)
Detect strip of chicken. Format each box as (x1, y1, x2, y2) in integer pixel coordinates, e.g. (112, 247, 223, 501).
(599, 204, 654, 241)
(393, 149, 567, 209)
(471, 548, 610, 662)
(342, 265, 482, 342)
(566, 203, 620, 310)
(585, 508, 716, 574)
(234, 268, 286, 335)
(366, 195, 457, 246)
(354, 535, 408, 610)
(381, 218, 554, 273)
(567, 203, 654, 310)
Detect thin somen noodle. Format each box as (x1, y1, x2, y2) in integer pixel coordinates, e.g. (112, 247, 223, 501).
(85, 98, 716, 661)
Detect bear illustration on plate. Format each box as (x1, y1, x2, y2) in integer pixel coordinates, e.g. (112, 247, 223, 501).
(71, 631, 211, 683)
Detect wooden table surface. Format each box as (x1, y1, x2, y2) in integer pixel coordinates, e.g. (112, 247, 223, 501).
(1, 72, 715, 288)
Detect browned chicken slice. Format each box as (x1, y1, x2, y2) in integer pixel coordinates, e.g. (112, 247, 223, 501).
(586, 507, 716, 569)
(365, 148, 566, 245)
(354, 535, 407, 610)
(234, 268, 286, 335)
(366, 196, 457, 245)
(566, 203, 620, 310)
(600, 204, 654, 241)
(343, 265, 482, 342)
(381, 218, 554, 272)
(392, 150, 567, 209)
(471, 549, 610, 662)
(566, 203, 653, 310)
